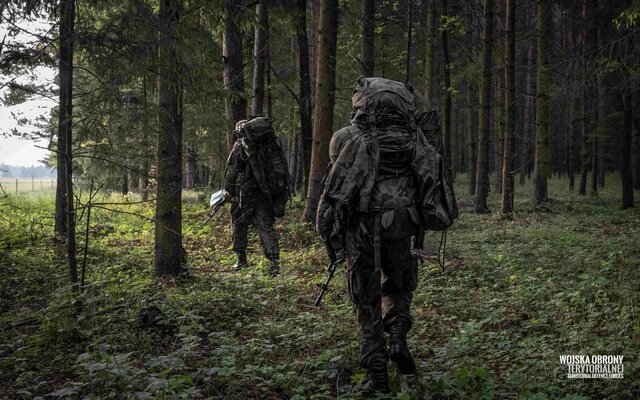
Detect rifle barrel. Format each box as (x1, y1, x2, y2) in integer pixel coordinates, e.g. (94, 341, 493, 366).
(314, 259, 343, 307)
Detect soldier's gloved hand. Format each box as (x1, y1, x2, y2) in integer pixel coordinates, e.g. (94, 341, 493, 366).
(333, 246, 345, 264)
(325, 242, 337, 264)
(328, 229, 346, 262)
(224, 191, 232, 202)
(324, 240, 344, 266)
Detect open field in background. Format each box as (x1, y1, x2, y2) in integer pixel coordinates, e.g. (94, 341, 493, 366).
(0, 177, 56, 194)
(0, 174, 639, 399)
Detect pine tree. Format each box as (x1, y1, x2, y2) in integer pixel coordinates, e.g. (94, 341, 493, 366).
(303, 0, 338, 222)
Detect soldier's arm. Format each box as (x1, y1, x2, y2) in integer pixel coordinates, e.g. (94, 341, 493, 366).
(224, 142, 246, 197)
(329, 125, 359, 164)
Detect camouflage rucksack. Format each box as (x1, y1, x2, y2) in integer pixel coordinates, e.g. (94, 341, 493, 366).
(318, 77, 457, 241)
(238, 115, 275, 144)
(237, 116, 291, 217)
(414, 109, 459, 230)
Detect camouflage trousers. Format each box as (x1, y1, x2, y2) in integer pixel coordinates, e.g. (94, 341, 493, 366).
(347, 234, 418, 368)
(230, 194, 279, 261)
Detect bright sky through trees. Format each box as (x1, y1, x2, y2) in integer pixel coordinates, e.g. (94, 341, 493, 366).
(0, 18, 55, 167)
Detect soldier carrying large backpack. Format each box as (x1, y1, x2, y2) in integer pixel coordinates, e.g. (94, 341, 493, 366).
(316, 77, 457, 395)
(224, 116, 290, 277)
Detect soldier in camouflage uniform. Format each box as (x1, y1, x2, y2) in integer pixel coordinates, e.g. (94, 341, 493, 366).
(319, 76, 457, 396)
(325, 120, 420, 395)
(224, 120, 280, 276)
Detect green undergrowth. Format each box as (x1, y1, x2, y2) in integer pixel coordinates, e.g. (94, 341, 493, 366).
(0, 175, 639, 399)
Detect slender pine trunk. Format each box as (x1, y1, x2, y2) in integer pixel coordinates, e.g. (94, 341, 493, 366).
(155, 0, 183, 276)
(533, 0, 550, 206)
(55, 0, 75, 241)
(621, 94, 634, 209)
(467, 83, 476, 195)
(633, 113, 640, 190)
(578, 0, 592, 195)
(568, 93, 576, 191)
(252, 2, 268, 116)
(501, 0, 515, 213)
(474, 0, 493, 213)
(303, 0, 338, 222)
(362, 0, 375, 76)
(424, 0, 436, 101)
(441, 0, 452, 176)
(495, 67, 504, 194)
(520, 28, 534, 186)
(223, 0, 247, 148)
(59, 0, 77, 282)
(296, 0, 313, 192)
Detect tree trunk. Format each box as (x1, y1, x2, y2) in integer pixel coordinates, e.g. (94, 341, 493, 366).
(474, 0, 493, 213)
(308, 0, 319, 98)
(405, 0, 414, 82)
(185, 147, 196, 190)
(591, 136, 599, 195)
(596, 7, 606, 190)
(494, 66, 504, 194)
(303, 0, 338, 222)
(362, 0, 375, 76)
(290, 105, 301, 193)
(467, 83, 476, 195)
(296, 0, 313, 192)
(578, 88, 589, 194)
(59, 0, 77, 282)
(564, 14, 576, 190)
(441, 0, 452, 175)
(424, 0, 436, 101)
(155, 0, 183, 276)
(121, 168, 129, 195)
(200, 165, 209, 190)
(533, 0, 550, 206)
(55, 151, 67, 239)
(578, 0, 590, 195)
(453, 95, 461, 176)
(252, 2, 268, 116)
(500, 0, 515, 213)
(289, 102, 297, 180)
(633, 113, 640, 190)
(223, 0, 247, 147)
(265, 41, 273, 117)
(139, 154, 149, 200)
(55, 0, 75, 241)
(568, 90, 576, 191)
(621, 95, 634, 209)
(494, 0, 504, 195)
(139, 76, 150, 201)
(520, 39, 533, 186)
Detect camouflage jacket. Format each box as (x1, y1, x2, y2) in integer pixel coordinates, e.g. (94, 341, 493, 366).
(224, 140, 265, 202)
(317, 124, 420, 243)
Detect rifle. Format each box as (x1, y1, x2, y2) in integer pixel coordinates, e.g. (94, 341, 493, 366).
(314, 257, 345, 307)
(410, 229, 447, 271)
(204, 189, 228, 224)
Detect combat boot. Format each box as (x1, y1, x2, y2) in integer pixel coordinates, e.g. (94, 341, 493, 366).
(267, 255, 280, 277)
(232, 251, 249, 270)
(389, 319, 416, 374)
(359, 359, 390, 396)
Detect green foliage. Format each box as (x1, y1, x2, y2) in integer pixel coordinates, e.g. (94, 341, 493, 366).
(614, 0, 640, 29)
(440, 15, 466, 37)
(1, 184, 639, 397)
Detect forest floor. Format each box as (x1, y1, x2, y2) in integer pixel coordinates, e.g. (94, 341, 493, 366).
(1, 175, 639, 399)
